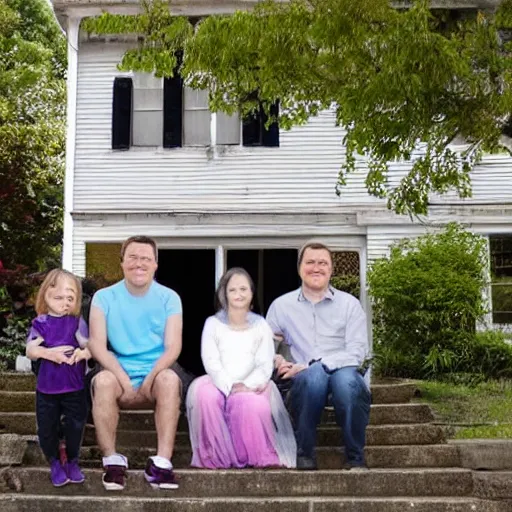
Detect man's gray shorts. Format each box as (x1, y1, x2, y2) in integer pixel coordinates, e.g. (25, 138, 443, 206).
(85, 361, 196, 417)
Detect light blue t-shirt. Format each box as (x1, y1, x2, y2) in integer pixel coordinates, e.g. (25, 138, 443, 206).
(92, 280, 182, 388)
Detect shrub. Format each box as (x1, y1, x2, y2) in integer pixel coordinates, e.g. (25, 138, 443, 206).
(330, 274, 360, 298)
(0, 315, 30, 369)
(368, 223, 494, 380)
(0, 265, 42, 368)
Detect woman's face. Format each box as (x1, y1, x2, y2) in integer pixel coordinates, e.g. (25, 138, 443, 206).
(226, 273, 253, 312)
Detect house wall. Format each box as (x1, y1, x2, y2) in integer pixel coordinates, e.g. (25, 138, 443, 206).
(71, 39, 512, 328)
(74, 40, 512, 215)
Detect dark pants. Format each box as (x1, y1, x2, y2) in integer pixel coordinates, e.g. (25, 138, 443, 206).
(289, 362, 371, 466)
(36, 389, 88, 462)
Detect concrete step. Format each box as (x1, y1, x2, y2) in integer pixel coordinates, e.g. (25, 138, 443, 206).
(0, 383, 418, 411)
(80, 423, 445, 447)
(0, 373, 35, 392)
(0, 495, 504, 512)
(0, 404, 434, 436)
(0, 373, 417, 400)
(370, 381, 417, 404)
(22, 442, 461, 469)
(4, 467, 475, 497)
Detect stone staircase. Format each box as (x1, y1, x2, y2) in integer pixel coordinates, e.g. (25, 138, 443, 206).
(0, 372, 511, 511)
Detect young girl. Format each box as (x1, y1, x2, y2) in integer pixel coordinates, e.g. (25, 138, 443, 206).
(186, 267, 296, 469)
(26, 269, 90, 487)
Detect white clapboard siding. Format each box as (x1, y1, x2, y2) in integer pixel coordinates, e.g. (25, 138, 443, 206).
(75, 41, 512, 213)
(366, 225, 432, 264)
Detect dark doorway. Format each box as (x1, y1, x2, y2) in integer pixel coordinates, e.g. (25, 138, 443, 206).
(156, 249, 215, 376)
(156, 248, 300, 377)
(227, 249, 300, 315)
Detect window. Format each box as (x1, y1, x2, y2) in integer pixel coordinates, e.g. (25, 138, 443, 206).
(183, 88, 210, 146)
(242, 101, 279, 147)
(216, 111, 241, 145)
(132, 73, 163, 147)
(490, 235, 512, 324)
(111, 75, 280, 149)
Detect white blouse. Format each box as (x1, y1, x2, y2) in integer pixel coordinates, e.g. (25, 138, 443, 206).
(201, 314, 275, 396)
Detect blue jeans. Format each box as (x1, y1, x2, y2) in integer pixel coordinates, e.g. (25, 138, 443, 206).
(289, 362, 371, 466)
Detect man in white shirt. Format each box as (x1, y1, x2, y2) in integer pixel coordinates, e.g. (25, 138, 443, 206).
(266, 241, 371, 470)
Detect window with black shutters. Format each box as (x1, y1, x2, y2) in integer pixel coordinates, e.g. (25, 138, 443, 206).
(242, 101, 279, 147)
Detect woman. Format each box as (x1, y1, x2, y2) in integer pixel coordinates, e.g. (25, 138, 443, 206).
(186, 267, 296, 469)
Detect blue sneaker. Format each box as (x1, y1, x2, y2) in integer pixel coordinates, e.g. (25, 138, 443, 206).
(65, 459, 85, 483)
(50, 459, 69, 487)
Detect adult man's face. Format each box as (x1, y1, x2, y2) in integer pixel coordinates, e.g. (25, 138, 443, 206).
(299, 247, 332, 292)
(121, 242, 158, 290)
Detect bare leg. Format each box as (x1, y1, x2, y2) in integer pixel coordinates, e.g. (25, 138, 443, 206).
(91, 371, 123, 457)
(152, 369, 181, 460)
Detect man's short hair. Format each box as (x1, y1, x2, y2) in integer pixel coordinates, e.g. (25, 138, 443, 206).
(120, 236, 158, 263)
(297, 240, 333, 270)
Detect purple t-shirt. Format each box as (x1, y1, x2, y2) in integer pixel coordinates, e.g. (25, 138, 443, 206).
(27, 315, 89, 394)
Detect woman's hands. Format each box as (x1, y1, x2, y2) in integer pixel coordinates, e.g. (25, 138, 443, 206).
(230, 382, 252, 394)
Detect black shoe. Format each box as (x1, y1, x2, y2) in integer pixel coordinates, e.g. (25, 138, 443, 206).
(296, 456, 317, 470)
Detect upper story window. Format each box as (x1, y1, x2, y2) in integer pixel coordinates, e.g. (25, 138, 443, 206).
(133, 73, 163, 147)
(111, 73, 279, 150)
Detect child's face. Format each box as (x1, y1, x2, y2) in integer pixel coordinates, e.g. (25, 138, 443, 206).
(45, 276, 78, 316)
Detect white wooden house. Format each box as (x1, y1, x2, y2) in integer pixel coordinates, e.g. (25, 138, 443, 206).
(51, 0, 512, 368)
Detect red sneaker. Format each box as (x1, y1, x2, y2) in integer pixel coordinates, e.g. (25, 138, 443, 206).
(102, 465, 127, 491)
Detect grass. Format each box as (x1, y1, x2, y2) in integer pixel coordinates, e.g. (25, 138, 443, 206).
(416, 379, 512, 439)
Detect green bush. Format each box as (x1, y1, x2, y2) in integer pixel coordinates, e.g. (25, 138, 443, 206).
(330, 274, 360, 298)
(368, 223, 503, 380)
(0, 265, 41, 368)
(0, 315, 30, 370)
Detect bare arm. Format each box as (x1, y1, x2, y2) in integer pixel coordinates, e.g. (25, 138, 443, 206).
(26, 338, 72, 364)
(139, 313, 183, 396)
(88, 305, 132, 392)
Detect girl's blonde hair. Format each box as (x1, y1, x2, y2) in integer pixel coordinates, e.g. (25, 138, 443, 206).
(35, 269, 82, 317)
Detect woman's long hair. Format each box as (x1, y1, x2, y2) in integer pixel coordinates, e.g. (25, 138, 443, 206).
(214, 267, 256, 312)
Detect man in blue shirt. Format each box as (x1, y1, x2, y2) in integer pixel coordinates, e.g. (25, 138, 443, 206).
(266, 241, 371, 470)
(89, 236, 184, 490)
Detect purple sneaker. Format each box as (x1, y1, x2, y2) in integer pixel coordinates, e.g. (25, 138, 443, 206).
(50, 459, 69, 487)
(102, 465, 127, 491)
(65, 459, 85, 483)
(144, 459, 179, 489)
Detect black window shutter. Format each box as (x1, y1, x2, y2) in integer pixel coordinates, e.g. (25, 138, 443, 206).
(242, 109, 262, 146)
(243, 101, 279, 147)
(112, 77, 133, 150)
(163, 74, 183, 148)
(262, 101, 279, 147)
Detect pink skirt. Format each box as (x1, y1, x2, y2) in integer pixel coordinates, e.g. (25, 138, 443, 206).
(186, 375, 296, 469)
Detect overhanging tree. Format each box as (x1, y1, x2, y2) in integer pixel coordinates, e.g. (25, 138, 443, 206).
(0, 0, 66, 270)
(83, 0, 512, 215)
